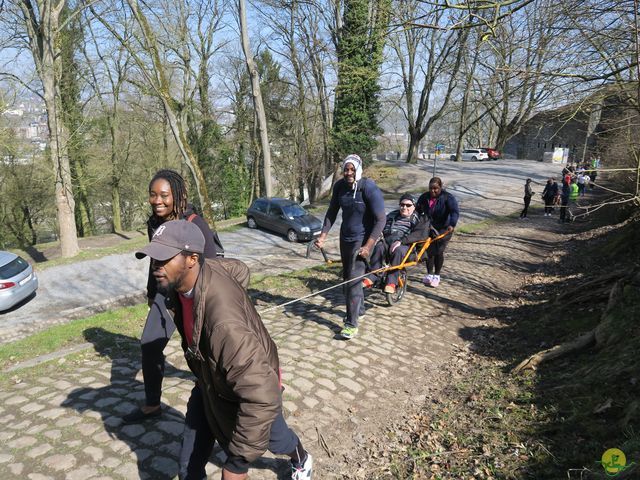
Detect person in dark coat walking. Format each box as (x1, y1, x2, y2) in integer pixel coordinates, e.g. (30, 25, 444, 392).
(315, 154, 386, 339)
(541, 178, 558, 216)
(135, 220, 312, 480)
(520, 178, 534, 219)
(415, 177, 459, 288)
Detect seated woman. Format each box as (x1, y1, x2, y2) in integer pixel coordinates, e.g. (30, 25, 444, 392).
(364, 193, 421, 293)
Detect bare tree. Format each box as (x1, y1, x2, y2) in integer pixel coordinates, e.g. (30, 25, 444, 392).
(90, 0, 217, 223)
(389, 0, 469, 163)
(483, 0, 560, 150)
(82, 14, 132, 233)
(13, 0, 80, 256)
(238, 0, 272, 197)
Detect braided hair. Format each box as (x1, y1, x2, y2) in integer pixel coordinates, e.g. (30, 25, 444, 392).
(148, 169, 188, 222)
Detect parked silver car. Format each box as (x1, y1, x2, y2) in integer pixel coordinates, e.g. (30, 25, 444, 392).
(0, 251, 38, 311)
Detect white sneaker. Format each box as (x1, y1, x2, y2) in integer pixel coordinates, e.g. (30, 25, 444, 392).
(422, 274, 433, 286)
(291, 453, 312, 479)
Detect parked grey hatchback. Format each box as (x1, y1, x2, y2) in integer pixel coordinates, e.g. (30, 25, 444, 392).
(246, 197, 323, 242)
(0, 251, 39, 311)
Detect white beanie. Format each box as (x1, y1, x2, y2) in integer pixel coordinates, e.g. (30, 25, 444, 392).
(343, 154, 363, 181)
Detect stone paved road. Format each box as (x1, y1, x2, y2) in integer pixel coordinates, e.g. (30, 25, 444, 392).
(0, 159, 558, 346)
(0, 210, 564, 478)
(0, 159, 567, 478)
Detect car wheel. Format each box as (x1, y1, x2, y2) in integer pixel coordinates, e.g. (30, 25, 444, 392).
(287, 229, 299, 242)
(247, 217, 257, 229)
(450, 155, 457, 161)
(472, 156, 478, 161)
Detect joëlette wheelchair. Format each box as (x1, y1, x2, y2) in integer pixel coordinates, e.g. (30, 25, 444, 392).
(306, 227, 450, 306)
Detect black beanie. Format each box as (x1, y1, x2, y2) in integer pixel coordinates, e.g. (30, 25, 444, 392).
(400, 193, 415, 205)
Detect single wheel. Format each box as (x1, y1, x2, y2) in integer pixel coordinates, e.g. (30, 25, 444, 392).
(247, 217, 257, 229)
(386, 270, 408, 305)
(471, 156, 478, 162)
(287, 229, 299, 242)
(449, 155, 457, 161)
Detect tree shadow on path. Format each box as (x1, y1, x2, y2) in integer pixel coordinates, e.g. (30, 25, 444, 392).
(62, 327, 292, 479)
(62, 327, 188, 479)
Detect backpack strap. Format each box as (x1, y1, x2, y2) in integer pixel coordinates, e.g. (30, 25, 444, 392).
(186, 213, 197, 222)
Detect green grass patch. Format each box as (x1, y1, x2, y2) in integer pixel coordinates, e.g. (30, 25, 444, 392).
(220, 222, 246, 233)
(251, 262, 340, 292)
(0, 262, 343, 376)
(10, 235, 149, 271)
(0, 304, 147, 373)
(365, 164, 401, 191)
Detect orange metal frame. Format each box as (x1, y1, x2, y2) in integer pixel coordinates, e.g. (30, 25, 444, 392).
(364, 230, 451, 278)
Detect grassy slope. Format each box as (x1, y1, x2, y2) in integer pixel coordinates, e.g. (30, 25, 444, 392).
(373, 211, 640, 479)
(0, 263, 343, 376)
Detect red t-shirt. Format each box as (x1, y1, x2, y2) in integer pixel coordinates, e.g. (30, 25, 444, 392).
(178, 294, 195, 346)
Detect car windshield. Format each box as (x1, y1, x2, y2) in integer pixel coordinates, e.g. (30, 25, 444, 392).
(0, 257, 28, 280)
(282, 204, 307, 218)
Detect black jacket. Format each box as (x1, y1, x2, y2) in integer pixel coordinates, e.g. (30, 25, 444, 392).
(415, 190, 459, 232)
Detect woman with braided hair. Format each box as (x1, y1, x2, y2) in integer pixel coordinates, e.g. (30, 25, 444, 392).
(123, 169, 223, 423)
(415, 177, 459, 288)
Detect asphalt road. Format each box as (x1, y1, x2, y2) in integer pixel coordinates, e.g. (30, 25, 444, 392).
(0, 159, 560, 344)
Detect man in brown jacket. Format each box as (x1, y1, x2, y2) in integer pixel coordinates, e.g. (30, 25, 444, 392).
(135, 220, 312, 480)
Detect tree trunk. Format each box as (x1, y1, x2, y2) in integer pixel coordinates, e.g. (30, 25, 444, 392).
(43, 82, 80, 256)
(406, 135, 421, 164)
(20, 0, 80, 257)
(238, 0, 272, 197)
(109, 118, 123, 232)
(70, 156, 94, 237)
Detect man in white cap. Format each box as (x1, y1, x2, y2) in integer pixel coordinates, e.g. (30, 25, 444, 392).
(135, 220, 312, 480)
(315, 154, 386, 339)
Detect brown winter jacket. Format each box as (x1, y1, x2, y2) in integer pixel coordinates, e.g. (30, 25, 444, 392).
(167, 258, 281, 463)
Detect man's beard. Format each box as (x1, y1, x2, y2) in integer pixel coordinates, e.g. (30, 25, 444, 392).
(157, 280, 176, 296)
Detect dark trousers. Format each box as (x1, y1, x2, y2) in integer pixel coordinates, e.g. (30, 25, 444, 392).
(520, 196, 531, 218)
(365, 242, 410, 287)
(426, 230, 452, 275)
(140, 293, 175, 406)
(340, 238, 366, 328)
(543, 197, 554, 214)
(386, 244, 410, 286)
(179, 384, 299, 480)
(365, 241, 386, 285)
(559, 198, 569, 222)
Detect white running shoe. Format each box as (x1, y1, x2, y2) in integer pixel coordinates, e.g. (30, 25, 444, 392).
(422, 274, 433, 286)
(291, 453, 313, 479)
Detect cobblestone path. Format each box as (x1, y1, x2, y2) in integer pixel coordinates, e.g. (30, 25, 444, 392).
(0, 219, 559, 479)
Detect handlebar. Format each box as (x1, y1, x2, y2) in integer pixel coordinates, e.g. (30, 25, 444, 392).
(350, 249, 371, 271)
(306, 241, 330, 263)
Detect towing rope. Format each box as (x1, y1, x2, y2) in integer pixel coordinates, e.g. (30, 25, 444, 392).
(257, 230, 451, 315)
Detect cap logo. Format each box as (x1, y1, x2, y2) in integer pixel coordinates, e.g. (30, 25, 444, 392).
(153, 225, 166, 238)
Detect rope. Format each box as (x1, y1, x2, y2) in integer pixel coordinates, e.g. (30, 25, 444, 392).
(257, 264, 393, 315)
(258, 231, 451, 315)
